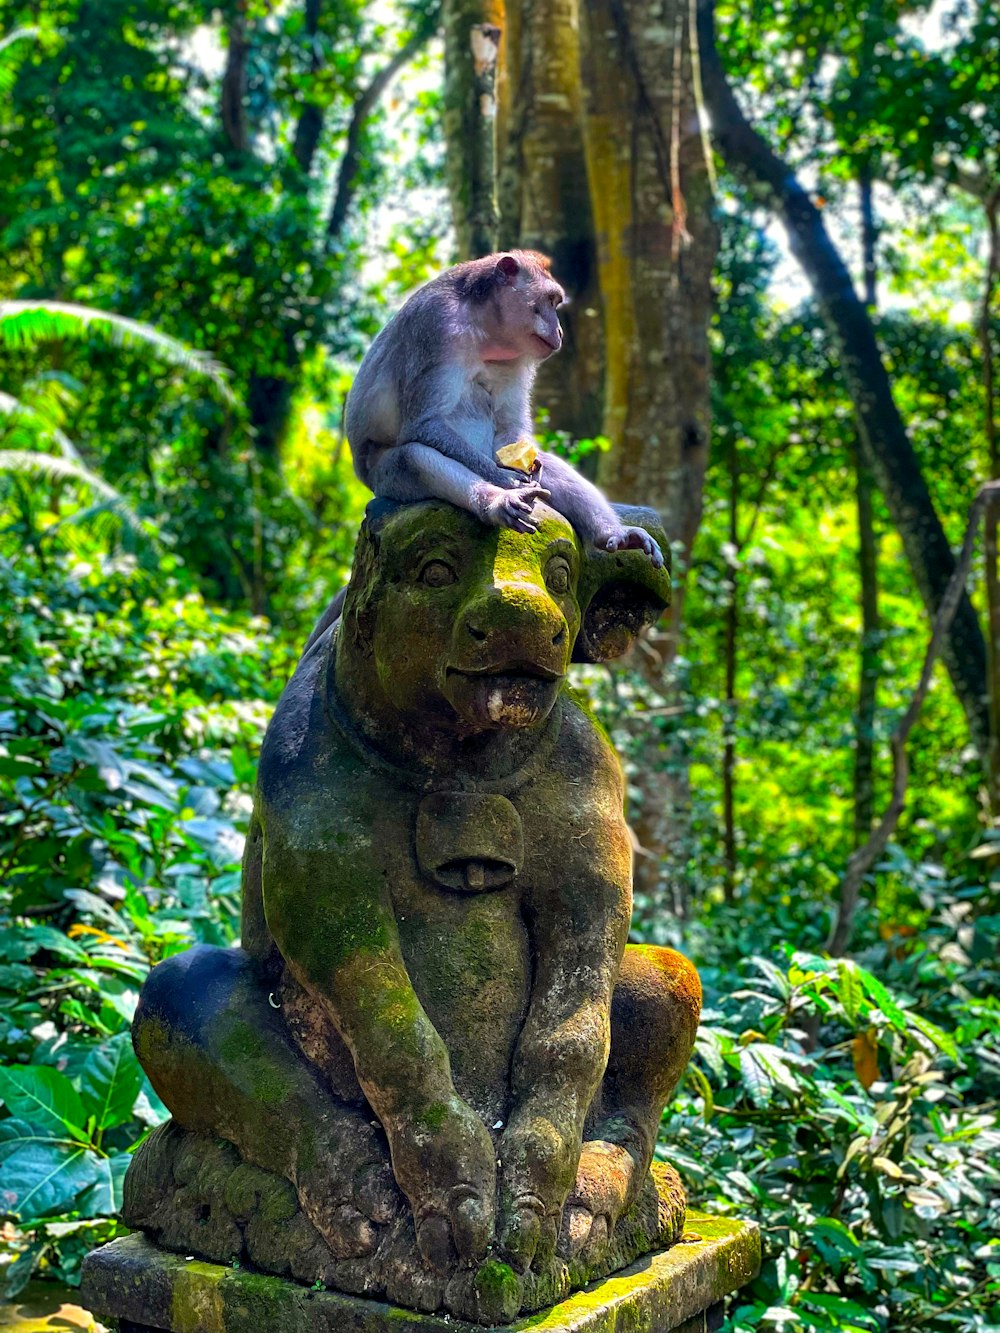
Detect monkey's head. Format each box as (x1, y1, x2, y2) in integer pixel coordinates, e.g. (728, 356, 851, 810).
(457, 250, 565, 363)
(336, 500, 670, 736)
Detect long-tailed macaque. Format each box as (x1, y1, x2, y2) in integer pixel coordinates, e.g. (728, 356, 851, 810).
(345, 250, 664, 566)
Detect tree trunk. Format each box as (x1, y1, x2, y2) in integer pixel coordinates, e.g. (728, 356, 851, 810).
(495, 0, 604, 441)
(442, 0, 505, 259)
(697, 0, 990, 763)
(221, 4, 251, 156)
(853, 171, 881, 846)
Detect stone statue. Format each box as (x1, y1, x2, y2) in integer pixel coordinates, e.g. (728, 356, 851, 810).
(122, 499, 703, 1327)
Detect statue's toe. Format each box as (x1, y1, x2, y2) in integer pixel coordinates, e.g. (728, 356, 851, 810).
(558, 1203, 594, 1258)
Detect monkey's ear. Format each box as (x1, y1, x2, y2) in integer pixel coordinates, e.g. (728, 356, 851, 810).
(494, 254, 520, 285)
(572, 506, 672, 663)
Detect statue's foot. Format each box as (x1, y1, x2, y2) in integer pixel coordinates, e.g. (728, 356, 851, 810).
(386, 1096, 497, 1272)
(557, 1146, 687, 1268)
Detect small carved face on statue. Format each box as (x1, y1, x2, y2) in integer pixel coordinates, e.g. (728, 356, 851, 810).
(341, 502, 584, 732)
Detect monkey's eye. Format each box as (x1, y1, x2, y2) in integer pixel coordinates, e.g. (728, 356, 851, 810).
(419, 559, 457, 588)
(545, 557, 572, 596)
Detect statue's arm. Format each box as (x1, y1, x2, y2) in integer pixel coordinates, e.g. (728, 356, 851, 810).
(497, 803, 632, 1272)
(261, 826, 496, 1270)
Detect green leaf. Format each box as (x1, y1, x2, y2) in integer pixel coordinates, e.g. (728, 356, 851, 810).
(739, 1047, 773, 1106)
(907, 1011, 959, 1062)
(856, 968, 908, 1028)
(79, 1152, 131, 1218)
(837, 959, 863, 1027)
(79, 1033, 143, 1131)
(0, 1119, 98, 1223)
(686, 1061, 715, 1121)
(0, 1065, 89, 1141)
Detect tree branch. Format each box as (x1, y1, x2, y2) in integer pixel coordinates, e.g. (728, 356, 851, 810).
(325, 13, 439, 247)
(828, 482, 1000, 955)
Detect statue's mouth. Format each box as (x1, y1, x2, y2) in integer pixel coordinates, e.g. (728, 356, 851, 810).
(445, 663, 563, 729)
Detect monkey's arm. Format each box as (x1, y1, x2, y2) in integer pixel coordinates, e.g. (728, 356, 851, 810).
(537, 452, 664, 567)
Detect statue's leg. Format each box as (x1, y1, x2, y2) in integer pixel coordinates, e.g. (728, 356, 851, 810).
(559, 944, 701, 1258)
(132, 944, 401, 1256)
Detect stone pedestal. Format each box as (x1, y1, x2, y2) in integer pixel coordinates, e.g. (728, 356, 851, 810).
(82, 1212, 759, 1333)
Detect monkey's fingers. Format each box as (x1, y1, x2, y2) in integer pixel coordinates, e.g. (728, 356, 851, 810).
(604, 527, 664, 568)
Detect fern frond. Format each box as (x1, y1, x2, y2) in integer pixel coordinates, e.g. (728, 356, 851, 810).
(0, 27, 40, 93)
(0, 26, 40, 56)
(0, 448, 157, 545)
(0, 389, 83, 461)
(0, 301, 237, 406)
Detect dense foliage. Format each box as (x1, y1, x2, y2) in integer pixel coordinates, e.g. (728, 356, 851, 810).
(1, 2, 998, 1331)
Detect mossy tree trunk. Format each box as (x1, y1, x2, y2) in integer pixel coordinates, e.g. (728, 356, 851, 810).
(442, 0, 505, 259)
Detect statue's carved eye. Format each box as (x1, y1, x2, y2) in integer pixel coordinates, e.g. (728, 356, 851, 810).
(420, 559, 457, 588)
(545, 557, 572, 595)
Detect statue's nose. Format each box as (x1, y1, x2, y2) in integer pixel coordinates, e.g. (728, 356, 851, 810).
(463, 581, 566, 652)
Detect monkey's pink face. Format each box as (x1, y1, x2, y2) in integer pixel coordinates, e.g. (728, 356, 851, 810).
(491, 275, 565, 362)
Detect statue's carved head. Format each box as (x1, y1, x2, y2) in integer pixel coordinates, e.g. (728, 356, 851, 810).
(338, 500, 671, 732)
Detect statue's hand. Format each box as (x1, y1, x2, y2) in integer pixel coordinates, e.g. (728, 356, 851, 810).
(389, 1095, 497, 1272)
(496, 1113, 577, 1273)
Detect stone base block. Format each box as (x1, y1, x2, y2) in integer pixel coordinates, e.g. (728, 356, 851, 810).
(81, 1212, 759, 1333)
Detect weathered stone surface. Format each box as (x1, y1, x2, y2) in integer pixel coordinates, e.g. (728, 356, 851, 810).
(116, 500, 718, 1323)
(82, 1213, 760, 1333)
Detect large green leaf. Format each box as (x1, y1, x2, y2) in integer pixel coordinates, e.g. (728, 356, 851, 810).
(80, 1033, 143, 1131)
(0, 1065, 88, 1140)
(0, 1119, 98, 1223)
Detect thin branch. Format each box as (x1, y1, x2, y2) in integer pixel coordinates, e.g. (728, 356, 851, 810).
(325, 14, 439, 246)
(828, 482, 1000, 955)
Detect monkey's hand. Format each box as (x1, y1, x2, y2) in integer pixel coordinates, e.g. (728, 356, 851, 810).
(598, 525, 664, 568)
(476, 482, 550, 534)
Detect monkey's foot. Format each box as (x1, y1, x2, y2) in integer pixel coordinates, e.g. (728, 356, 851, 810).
(479, 482, 550, 533)
(599, 525, 664, 567)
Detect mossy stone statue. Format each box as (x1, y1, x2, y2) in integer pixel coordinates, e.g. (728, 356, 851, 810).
(120, 499, 703, 1326)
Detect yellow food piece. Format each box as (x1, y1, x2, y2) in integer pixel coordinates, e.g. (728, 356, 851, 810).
(496, 438, 539, 472)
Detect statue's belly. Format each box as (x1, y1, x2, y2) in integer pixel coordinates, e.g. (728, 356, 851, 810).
(393, 875, 530, 1126)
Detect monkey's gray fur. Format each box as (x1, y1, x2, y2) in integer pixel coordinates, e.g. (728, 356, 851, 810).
(345, 251, 663, 566)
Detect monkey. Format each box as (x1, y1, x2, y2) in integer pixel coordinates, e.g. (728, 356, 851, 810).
(344, 250, 664, 567)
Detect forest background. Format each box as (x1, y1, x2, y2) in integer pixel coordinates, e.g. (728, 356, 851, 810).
(0, 0, 998, 1330)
